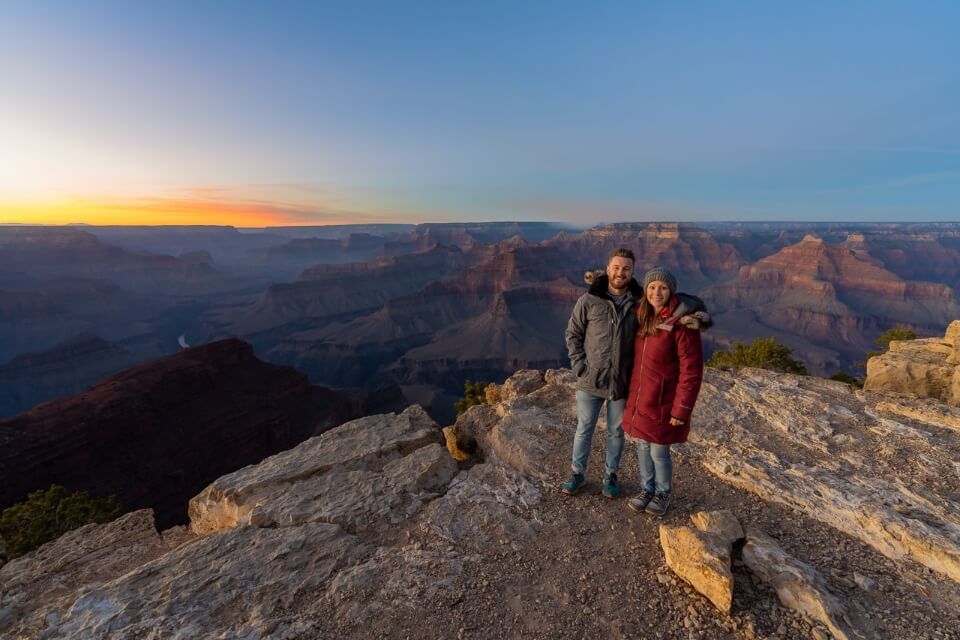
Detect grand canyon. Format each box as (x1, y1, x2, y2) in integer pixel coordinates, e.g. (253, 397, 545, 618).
(2, 221, 960, 639)
(3, 220, 959, 519)
(2, 221, 958, 424)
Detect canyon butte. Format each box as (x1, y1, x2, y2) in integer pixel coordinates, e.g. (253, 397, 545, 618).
(3, 222, 960, 422)
(2, 325, 960, 639)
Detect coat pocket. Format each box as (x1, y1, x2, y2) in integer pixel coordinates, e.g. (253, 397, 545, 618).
(595, 367, 610, 389)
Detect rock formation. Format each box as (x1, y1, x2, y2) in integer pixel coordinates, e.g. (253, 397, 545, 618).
(660, 520, 736, 613)
(706, 235, 960, 374)
(0, 333, 141, 419)
(0, 338, 404, 528)
(743, 527, 855, 640)
(4, 348, 960, 637)
(0, 226, 228, 295)
(864, 320, 960, 405)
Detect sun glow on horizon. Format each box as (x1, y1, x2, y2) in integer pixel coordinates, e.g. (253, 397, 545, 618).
(0, 188, 390, 227)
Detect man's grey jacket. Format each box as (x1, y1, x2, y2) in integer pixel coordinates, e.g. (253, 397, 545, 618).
(565, 274, 642, 400)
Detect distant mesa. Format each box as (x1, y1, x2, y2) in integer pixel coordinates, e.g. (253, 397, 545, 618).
(0, 338, 405, 529)
(0, 333, 140, 419)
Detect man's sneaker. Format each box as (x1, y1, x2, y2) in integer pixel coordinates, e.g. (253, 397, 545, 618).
(627, 490, 654, 513)
(602, 473, 621, 499)
(561, 473, 585, 495)
(645, 492, 671, 516)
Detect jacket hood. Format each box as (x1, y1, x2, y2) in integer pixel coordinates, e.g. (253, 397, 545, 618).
(665, 293, 714, 330)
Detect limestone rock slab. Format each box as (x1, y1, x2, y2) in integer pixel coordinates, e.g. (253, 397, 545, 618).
(0, 510, 175, 638)
(743, 528, 857, 640)
(690, 509, 745, 547)
(499, 369, 546, 402)
(659, 524, 734, 614)
(420, 463, 542, 552)
(52, 522, 364, 640)
(693, 368, 960, 584)
(864, 327, 959, 406)
(189, 405, 446, 534)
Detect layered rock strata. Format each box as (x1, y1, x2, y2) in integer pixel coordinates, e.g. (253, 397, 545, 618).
(864, 320, 960, 405)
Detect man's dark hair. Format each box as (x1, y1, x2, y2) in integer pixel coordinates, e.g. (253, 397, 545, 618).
(607, 247, 635, 264)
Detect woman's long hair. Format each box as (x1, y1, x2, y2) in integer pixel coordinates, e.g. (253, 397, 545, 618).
(636, 293, 673, 338)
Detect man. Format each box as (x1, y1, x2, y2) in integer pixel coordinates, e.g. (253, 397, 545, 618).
(562, 247, 642, 498)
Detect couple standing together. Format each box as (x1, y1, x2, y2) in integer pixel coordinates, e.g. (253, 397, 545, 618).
(562, 248, 709, 516)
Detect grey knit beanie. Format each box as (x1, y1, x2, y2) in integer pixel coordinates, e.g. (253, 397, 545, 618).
(642, 267, 677, 293)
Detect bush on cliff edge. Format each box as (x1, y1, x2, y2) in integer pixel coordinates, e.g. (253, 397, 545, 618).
(707, 336, 808, 375)
(0, 485, 121, 559)
(454, 380, 490, 415)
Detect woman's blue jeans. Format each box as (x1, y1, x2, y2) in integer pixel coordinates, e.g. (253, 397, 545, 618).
(570, 390, 624, 476)
(637, 439, 672, 495)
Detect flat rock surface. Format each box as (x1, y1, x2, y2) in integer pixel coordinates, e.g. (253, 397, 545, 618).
(4, 367, 960, 639)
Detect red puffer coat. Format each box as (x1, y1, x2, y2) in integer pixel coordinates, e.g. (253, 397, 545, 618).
(623, 297, 704, 445)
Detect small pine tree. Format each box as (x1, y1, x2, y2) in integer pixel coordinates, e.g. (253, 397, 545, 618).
(0, 485, 121, 559)
(707, 337, 807, 375)
(453, 380, 489, 415)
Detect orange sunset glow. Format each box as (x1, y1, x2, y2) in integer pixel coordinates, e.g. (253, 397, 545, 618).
(0, 192, 374, 227)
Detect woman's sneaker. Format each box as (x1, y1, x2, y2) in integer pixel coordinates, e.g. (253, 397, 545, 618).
(645, 492, 671, 516)
(561, 473, 585, 495)
(602, 473, 621, 499)
(627, 490, 654, 512)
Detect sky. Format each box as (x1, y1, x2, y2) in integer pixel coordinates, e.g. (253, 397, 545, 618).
(1, 0, 958, 226)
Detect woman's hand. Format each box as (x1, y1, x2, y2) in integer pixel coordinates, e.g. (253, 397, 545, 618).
(669, 417, 685, 426)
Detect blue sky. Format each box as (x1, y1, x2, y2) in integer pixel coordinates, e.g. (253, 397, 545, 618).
(1, 0, 958, 225)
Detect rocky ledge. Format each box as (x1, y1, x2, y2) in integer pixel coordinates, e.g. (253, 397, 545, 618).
(865, 320, 960, 405)
(2, 361, 959, 639)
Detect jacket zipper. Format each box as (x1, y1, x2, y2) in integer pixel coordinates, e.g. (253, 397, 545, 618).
(658, 378, 664, 420)
(629, 337, 647, 431)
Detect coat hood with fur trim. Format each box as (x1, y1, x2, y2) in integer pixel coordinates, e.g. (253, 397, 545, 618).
(582, 269, 713, 330)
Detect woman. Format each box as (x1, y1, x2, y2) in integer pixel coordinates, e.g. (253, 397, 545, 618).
(623, 267, 705, 516)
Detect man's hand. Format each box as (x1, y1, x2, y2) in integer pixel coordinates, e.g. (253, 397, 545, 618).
(669, 417, 685, 426)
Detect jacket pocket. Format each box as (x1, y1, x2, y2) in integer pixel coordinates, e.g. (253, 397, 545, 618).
(595, 367, 610, 389)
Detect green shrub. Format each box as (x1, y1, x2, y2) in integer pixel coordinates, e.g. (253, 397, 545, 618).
(875, 325, 918, 349)
(0, 485, 120, 559)
(864, 325, 919, 362)
(707, 337, 807, 375)
(453, 380, 489, 415)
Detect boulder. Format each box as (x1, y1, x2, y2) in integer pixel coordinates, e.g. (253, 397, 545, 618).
(864, 322, 960, 406)
(444, 403, 500, 462)
(742, 528, 857, 640)
(659, 524, 734, 614)
(189, 405, 454, 535)
(499, 369, 546, 402)
(690, 509, 745, 547)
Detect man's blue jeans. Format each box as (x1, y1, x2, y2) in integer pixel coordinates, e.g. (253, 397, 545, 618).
(637, 439, 672, 495)
(570, 390, 625, 476)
